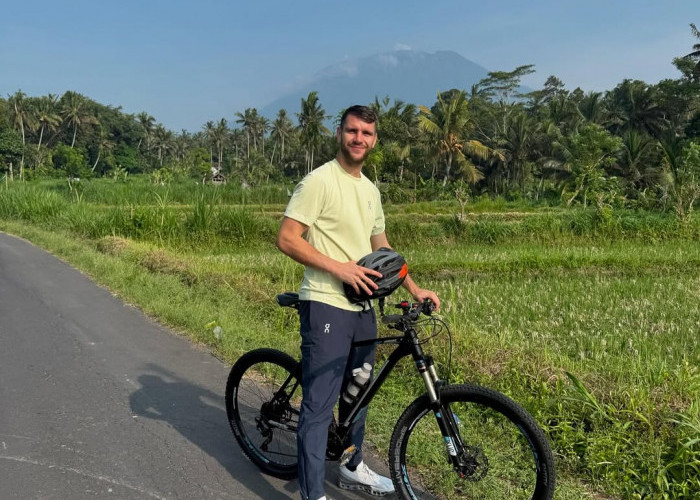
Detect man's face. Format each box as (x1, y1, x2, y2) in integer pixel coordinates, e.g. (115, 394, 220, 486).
(337, 114, 377, 165)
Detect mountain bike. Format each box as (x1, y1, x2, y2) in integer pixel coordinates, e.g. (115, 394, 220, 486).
(225, 293, 556, 500)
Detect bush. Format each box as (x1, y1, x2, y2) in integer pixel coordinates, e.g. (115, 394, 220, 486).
(52, 144, 89, 179)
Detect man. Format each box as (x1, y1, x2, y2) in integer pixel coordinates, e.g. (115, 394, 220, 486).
(277, 105, 440, 500)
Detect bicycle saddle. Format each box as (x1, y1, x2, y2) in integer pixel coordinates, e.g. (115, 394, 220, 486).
(276, 292, 300, 309)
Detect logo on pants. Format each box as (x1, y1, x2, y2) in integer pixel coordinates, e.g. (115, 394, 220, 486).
(324, 323, 331, 334)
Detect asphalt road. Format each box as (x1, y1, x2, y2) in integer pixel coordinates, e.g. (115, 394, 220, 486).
(0, 232, 385, 500)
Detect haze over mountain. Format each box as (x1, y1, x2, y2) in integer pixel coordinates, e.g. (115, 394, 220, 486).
(260, 49, 491, 124)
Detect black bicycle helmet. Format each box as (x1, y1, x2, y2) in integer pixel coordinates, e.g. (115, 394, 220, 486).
(344, 247, 408, 304)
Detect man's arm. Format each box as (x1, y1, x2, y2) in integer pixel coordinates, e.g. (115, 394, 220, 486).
(277, 216, 381, 296)
(370, 232, 441, 310)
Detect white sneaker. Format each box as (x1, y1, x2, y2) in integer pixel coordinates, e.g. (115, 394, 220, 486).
(338, 461, 395, 496)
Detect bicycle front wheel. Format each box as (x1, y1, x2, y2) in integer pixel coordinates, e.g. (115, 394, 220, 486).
(225, 348, 301, 479)
(389, 384, 555, 500)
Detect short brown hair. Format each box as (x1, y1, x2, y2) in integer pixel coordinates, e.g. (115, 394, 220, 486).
(339, 105, 378, 130)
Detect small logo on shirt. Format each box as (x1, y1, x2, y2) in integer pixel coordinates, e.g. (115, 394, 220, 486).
(324, 323, 331, 334)
(367, 200, 372, 211)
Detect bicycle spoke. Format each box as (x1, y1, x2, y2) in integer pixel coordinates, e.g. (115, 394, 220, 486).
(226, 350, 301, 478)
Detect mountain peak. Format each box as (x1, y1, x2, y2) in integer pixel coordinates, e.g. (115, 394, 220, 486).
(261, 49, 489, 120)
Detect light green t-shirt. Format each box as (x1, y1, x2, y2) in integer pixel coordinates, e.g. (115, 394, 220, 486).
(284, 159, 385, 311)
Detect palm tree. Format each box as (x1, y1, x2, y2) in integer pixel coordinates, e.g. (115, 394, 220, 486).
(499, 112, 536, 192)
(7, 90, 36, 179)
(61, 91, 96, 148)
(270, 109, 294, 164)
(578, 92, 606, 125)
(552, 124, 622, 207)
(213, 118, 228, 170)
(379, 99, 418, 144)
(203, 120, 216, 166)
(252, 114, 269, 156)
(91, 121, 115, 174)
(605, 80, 668, 138)
(544, 94, 582, 133)
(375, 100, 418, 181)
(235, 108, 262, 158)
(297, 91, 330, 174)
(152, 124, 174, 168)
(418, 90, 490, 186)
(137, 112, 155, 152)
(615, 130, 661, 192)
(683, 23, 700, 80)
(172, 130, 190, 164)
(35, 94, 61, 153)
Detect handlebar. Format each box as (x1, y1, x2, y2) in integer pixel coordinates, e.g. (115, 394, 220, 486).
(381, 299, 435, 327)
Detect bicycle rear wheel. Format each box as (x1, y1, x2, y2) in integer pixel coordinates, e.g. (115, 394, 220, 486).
(225, 348, 301, 479)
(389, 384, 555, 500)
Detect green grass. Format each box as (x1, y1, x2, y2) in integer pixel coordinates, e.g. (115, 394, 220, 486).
(1, 178, 698, 499)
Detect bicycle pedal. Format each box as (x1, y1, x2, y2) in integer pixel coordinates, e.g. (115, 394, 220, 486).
(339, 445, 357, 466)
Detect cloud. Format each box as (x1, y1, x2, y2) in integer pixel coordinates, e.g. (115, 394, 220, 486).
(375, 54, 399, 68)
(314, 59, 360, 79)
(394, 43, 412, 51)
(332, 61, 359, 77)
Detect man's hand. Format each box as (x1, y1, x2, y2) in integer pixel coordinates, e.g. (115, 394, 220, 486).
(410, 288, 441, 311)
(334, 261, 382, 296)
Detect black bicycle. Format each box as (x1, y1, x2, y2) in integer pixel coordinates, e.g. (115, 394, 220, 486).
(225, 293, 555, 500)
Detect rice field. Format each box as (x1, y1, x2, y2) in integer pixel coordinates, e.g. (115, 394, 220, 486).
(1, 178, 698, 499)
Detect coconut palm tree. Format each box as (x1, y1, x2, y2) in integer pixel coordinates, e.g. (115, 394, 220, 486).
(379, 99, 418, 144)
(212, 118, 228, 170)
(91, 121, 115, 174)
(235, 108, 256, 159)
(682, 23, 700, 80)
(418, 90, 490, 186)
(270, 109, 294, 164)
(578, 92, 606, 125)
(605, 80, 668, 138)
(374, 100, 418, 182)
(7, 90, 36, 179)
(252, 114, 269, 156)
(203, 120, 216, 165)
(172, 130, 190, 164)
(34, 94, 61, 153)
(499, 112, 536, 192)
(552, 124, 622, 207)
(615, 130, 661, 192)
(137, 112, 155, 152)
(61, 91, 96, 148)
(152, 124, 174, 168)
(296, 91, 330, 174)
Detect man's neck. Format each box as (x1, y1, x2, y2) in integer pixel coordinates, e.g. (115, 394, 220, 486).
(336, 154, 363, 178)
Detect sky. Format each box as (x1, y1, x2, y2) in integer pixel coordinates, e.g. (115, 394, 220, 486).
(2, 1, 697, 132)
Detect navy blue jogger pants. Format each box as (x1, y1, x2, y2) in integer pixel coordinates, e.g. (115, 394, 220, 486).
(296, 300, 377, 500)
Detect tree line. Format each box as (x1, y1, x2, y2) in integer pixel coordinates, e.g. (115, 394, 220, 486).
(1, 23, 699, 217)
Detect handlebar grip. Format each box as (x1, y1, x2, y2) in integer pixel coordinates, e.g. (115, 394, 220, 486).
(382, 314, 404, 325)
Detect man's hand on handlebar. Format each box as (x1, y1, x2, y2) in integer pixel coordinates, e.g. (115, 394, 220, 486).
(410, 288, 440, 311)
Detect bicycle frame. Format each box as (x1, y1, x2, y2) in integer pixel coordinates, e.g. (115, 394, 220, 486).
(272, 294, 468, 469)
(335, 317, 469, 472)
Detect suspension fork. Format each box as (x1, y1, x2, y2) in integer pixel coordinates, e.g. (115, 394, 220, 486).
(412, 340, 467, 464)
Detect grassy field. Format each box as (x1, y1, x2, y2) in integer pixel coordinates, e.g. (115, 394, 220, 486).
(1, 178, 698, 499)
